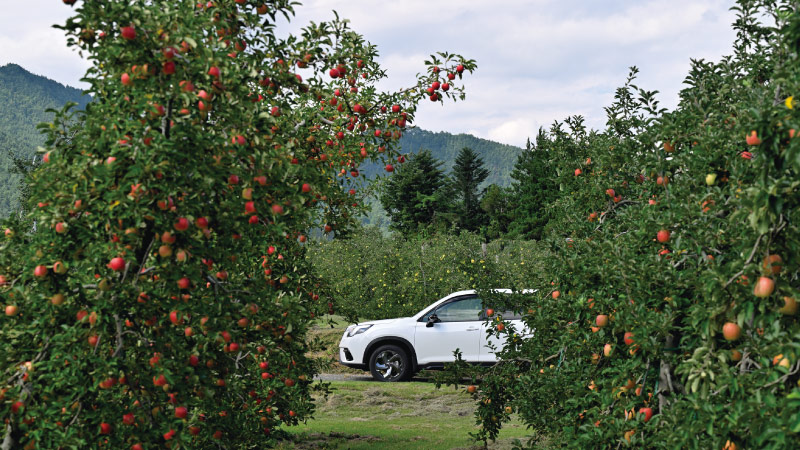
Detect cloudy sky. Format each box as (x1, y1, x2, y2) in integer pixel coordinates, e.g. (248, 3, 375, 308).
(0, 0, 738, 147)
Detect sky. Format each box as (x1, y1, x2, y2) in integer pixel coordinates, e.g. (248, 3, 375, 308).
(0, 0, 738, 148)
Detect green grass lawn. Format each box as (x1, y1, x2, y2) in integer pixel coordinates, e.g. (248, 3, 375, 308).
(275, 380, 537, 450)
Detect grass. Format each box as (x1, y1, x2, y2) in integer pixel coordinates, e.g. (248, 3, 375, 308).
(293, 316, 542, 449)
(276, 381, 536, 450)
(308, 315, 364, 375)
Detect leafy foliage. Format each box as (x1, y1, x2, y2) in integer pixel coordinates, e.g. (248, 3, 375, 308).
(439, 2, 800, 448)
(0, 1, 474, 448)
(308, 228, 548, 323)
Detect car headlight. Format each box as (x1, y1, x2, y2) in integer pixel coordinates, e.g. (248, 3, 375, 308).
(346, 324, 373, 337)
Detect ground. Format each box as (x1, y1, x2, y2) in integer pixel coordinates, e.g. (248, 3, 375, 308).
(276, 380, 538, 449)
(274, 317, 543, 449)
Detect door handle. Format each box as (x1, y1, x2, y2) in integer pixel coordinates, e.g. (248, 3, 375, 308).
(466, 327, 480, 331)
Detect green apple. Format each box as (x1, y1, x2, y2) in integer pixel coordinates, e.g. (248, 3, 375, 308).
(705, 173, 717, 186)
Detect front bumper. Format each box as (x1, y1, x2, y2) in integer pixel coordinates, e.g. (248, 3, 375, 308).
(338, 347, 367, 370)
(338, 327, 371, 370)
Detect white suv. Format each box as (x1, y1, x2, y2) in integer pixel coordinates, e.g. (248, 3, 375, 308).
(338, 289, 531, 381)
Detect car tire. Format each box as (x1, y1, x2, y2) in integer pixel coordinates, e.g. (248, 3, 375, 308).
(368, 344, 411, 382)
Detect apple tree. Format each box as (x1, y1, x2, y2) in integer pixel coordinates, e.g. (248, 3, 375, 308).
(0, 0, 473, 448)
(440, 1, 800, 448)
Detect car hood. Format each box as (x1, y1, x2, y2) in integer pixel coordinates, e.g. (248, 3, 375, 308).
(355, 317, 410, 327)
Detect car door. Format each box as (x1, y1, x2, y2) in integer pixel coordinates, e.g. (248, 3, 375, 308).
(414, 296, 483, 365)
(479, 310, 525, 363)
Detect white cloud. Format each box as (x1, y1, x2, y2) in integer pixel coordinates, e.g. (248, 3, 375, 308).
(2, 0, 739, 147)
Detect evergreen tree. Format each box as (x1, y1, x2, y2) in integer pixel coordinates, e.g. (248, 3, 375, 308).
(451, 147, 489, 232)
(506, 131, 559, 240)
(380, 150, 452, 234)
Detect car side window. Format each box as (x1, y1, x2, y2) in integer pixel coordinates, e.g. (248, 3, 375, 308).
(425, 296, 483, 322)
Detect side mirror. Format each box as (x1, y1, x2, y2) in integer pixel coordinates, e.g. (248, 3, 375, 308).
(426, 314, 440, 328)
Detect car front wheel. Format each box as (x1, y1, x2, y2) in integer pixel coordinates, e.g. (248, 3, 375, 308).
(368, 344, 411, 382)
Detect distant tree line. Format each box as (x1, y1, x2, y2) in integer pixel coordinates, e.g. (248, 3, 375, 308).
(379, 135, 558, 241)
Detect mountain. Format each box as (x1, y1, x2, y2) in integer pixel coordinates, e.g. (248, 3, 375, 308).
(0, 64, 521, 223)
(0, 63, 91, 216)
(394, 128, 521, 187)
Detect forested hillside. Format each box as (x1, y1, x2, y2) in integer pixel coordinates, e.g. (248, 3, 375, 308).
(0, 63, 90, 216)
(395, 128, 521, 187)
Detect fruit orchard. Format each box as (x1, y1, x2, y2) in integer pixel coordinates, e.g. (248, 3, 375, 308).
(308, 229, 547, 323)
(436, 1, 800, 448)
(0, 0, 473, 448)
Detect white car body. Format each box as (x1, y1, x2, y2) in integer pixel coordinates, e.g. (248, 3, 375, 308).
(338, 289, 534, 381)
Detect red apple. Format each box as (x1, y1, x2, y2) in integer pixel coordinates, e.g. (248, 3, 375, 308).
(100, 422, 112, 435)
(208, 66, 220, 78)
(657, 230, 670, 243)
(34, 265, 48, 278)
(639, 407, 653, 422)
(4, 305, 18, 316)
(624, 332, 635, 345)
(175, 406, 188, 419)
(746, 130, 761, 146)
(121, 73, 133, 86)
(121, 26, 136, 40)
(174, 217, 190, 231)
(177, 277, 191, 290)
(722, 322, 741, 341)
(753, 276, 775, 298)
(109, 257, 126, 272)
(595, 315, 609, 327)
(153, 374, 167, 386)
